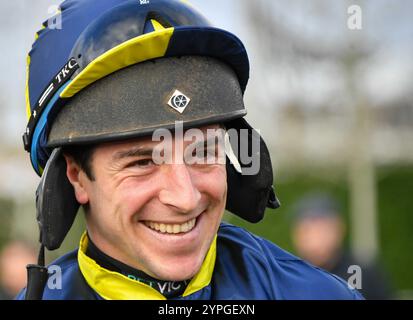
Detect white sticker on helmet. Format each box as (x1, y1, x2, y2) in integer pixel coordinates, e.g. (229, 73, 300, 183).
(167, 89, 191, 114)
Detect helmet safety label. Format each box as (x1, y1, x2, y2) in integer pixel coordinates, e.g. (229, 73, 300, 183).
(167, 89, 191, 114)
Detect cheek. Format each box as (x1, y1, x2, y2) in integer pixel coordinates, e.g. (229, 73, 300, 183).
(115, 177, 161, 219)
(193, 166, 227, 204)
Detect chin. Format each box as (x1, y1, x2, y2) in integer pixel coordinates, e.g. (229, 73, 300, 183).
(150, 253, 204, 282)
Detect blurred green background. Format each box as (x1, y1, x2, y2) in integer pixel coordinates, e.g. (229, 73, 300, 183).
(226, 166, 413, 295)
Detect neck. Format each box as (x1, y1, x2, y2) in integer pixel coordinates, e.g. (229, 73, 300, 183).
(85, 234, 191, 298)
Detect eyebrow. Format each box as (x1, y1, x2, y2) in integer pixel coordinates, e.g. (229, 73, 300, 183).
(186, 135, 223, 151)
(112, 135, 223, 161)
(112, 146, 155, 161)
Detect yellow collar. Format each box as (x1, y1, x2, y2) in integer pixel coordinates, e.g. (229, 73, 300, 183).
(77, 232, 217, 300)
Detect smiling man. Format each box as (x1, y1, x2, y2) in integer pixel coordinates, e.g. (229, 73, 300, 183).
(66, 124, 227, 285)
(18, 0, 363, 300)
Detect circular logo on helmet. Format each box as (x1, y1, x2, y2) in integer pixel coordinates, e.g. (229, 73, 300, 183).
(168, 90, 191, 113)
(173, 95, 188, 109)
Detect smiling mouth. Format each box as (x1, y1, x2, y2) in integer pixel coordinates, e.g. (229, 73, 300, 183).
(143, 218, 197, 235)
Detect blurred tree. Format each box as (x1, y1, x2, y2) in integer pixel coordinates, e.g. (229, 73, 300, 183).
(241, 0, 413, 264)
(0, 197, 14, 250)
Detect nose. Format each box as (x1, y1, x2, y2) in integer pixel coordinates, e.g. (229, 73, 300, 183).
(158, 164, 202, 213)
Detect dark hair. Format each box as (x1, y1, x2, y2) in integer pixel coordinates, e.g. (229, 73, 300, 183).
(292, 192, 342, 223)
(62, 144, 96, 180)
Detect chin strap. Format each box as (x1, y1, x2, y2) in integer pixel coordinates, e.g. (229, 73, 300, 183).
(25, 244, 48, 300)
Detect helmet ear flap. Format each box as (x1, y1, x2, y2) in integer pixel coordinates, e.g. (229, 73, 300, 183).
(36, 148, 79, 250)
(225, 118, 280, 223)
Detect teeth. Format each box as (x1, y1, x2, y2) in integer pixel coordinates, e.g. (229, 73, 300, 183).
(144, 218, 196, 234)
(173, 224, 180, 233)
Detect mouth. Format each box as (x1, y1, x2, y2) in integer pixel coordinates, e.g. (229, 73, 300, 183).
(138, 210, 207, 250)
(143, 218, 197, 235)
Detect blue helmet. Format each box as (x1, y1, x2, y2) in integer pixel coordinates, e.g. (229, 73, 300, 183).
(24, 0, 249, 174)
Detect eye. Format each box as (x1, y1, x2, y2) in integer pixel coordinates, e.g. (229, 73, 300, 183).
(189, 148, 219, 165)
(190, 148, 208, 158)
(128, 158, 155, 168)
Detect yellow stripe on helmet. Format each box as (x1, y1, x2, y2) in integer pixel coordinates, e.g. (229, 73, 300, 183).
(151, 19, 165, 31)
(60, 28, 174, 99)
(34, 24, 46, 40)
(25, 55, 32, 120)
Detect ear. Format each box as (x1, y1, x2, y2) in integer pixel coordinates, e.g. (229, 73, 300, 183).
(63, 154, 90, 205)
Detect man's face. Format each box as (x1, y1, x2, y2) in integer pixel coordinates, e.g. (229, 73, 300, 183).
(68, 124, 227, 281)
(292, 215, 344, 268)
